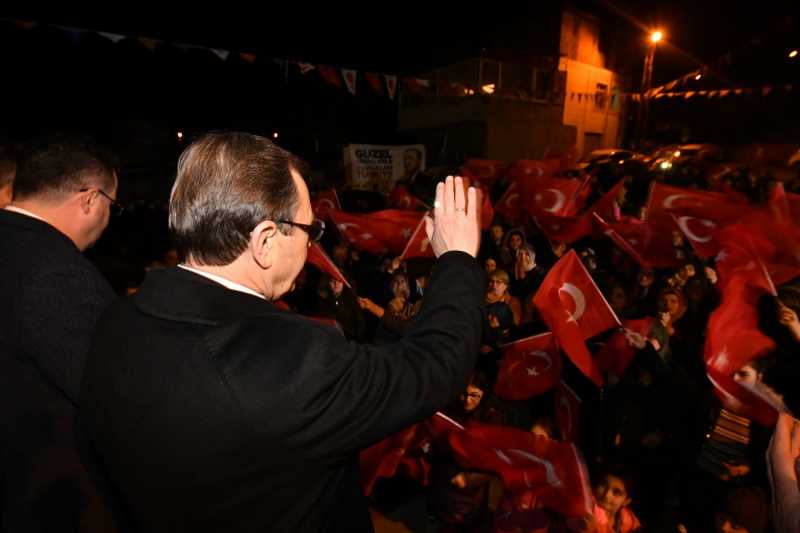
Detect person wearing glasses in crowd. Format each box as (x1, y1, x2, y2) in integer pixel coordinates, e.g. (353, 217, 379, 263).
(0, 136, 119, 531)
(80, 131, 485, 532)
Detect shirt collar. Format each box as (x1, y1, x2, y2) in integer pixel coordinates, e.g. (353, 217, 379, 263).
(178, 264, 266, 300)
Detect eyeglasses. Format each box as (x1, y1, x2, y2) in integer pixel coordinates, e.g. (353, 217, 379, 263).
(277, 218, 325, 242)
(80, 188, 124, 216)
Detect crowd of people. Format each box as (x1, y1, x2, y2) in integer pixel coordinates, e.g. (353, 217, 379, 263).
(1, 133, 799, 533)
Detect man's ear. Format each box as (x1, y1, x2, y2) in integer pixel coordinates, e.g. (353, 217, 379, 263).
(80, 189, 96, 214)
(251, 220, 278, 268)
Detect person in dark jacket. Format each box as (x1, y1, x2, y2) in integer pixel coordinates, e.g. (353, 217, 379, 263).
(0, 136, 119, 532)
(80, 132, 485, 533)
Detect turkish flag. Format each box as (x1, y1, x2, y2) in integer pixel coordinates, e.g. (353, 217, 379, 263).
(646, 183, 750, 258)
(461, 158, 506, 184)
(713, 211, 800, 293)
(388, 185, 427, 211)
(495, 181, 523, 222)
(519, 176, 583, 217)
(704, 274, 779, 426)
(533, 212, 593, 245)
(590, 179, 626, 222)
(594, 317, 655, 379)
(504, 160, 551, 182)
(359, 422, 434, 496)
(447, 424, 593, 518)
(306, 242, 350, 288)
(593, 213, 649, 267)
(399, 213, 435, 261)
(554, 380, 582, 442)
(330, 210, 422, 256)
(494, 332, 563, 401)
(533, 250, 620, 386)
(311, 189, 341, 222)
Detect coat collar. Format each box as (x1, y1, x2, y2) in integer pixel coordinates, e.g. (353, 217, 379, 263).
(133, 266, 287, 325)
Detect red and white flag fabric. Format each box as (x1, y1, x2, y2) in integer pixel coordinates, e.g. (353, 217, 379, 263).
(364, 72, 383, 95)
(533, 250, 620, 386)
(494, 333, 563, 401)
(461, 159, 506, 184)
(296, 62, 315, 75)
(311, 189, 341, 222)
(330, 209, 422, 256)
(399, 213, 435, 261)
(405, 77, 430, 94)
(704, 274, 779, 426)
(593, 213, 649, 267)
(359, 422, 434, 496)
(342, 68, 357, 95)
(594, 317, 655, 379)
(519, 177, 583, 218)
(385, 75, 397, 100)
(504, 160, 551, 182)
(317, 65, 342, 88)
(554, 380, 582, 442)
(533, 213, 593, 245)
(495, 181, 523, 222)
(387, 185, 427, 211)
(306, 242, 350, 288)
(447, 424, 593, 518)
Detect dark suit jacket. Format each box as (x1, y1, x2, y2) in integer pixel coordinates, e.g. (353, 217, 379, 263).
(80, 251, 485, 532)
(0, 209, 116, 531)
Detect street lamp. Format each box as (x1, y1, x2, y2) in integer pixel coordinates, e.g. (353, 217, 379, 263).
(639, 29, 664, 144)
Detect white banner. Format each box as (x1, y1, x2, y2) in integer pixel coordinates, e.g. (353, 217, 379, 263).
(343, 144, 426, 192)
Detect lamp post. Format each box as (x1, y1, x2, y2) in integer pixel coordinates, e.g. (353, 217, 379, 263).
(638, 30, 663, 144)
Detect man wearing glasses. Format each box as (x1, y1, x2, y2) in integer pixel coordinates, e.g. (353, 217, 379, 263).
(81, 131, 485, 532)
(0, 137, 119, 530)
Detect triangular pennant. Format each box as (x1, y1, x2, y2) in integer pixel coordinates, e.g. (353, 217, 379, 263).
(210, 48, 230, 61)
(317, 65, 342, 88)
(342, 68, 357, 95)
(99, 32, 125, 44)
(138, 37, 160, 51)
(13, 20, 37, 31)
(239, 52, 257, 63)
(385, 75, 397, 100)
(364, 72, 383, 94)
(296, 62, 315, 75)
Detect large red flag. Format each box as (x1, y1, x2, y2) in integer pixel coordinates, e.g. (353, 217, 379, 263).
(399, 213, 435, 261)
(306, 242, 350, 288)
(704, 274, 779, 426)
(593, 213, 649, 267)
(504, 160, 551, 182)
(533, 250, 619, 386)
(359, 422, 434, 495)
(519, 177, 583, 217)
(461, 159, 506, 184)
(388, 185, 428, 211)
(594, 317, 655, 379)
(494, 333, 562, 401)
(447, 424, 593, 518)
(311, 189, 341, 222)
(330, 209, 422, 256)
(533, 213, 593, 245)
(554, 380, 582, 442)
(495, 181, 523, 222)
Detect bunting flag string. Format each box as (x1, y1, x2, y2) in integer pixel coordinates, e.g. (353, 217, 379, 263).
(0, 16, 415, 101)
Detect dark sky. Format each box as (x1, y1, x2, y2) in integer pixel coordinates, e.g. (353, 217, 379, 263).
(6, 0, 796, 82)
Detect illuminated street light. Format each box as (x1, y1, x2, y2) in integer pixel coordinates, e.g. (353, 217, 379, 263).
(481, 83, 496, 94)
(694, 74, 702, 80)
(273, 132, 279, 139)
(650, 30, 663, 44)
(177, 131, 184, 141)
(790, 50, 799, 59)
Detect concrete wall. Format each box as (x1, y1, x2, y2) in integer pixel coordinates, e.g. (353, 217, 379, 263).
(559, 57, 623, 155)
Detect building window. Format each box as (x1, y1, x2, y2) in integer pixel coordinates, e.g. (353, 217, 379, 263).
(594, 83, 608, 110)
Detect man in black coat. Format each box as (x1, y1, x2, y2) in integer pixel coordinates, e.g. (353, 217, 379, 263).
(0, 137, 119, 531)
(80, 132, 485, 532)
